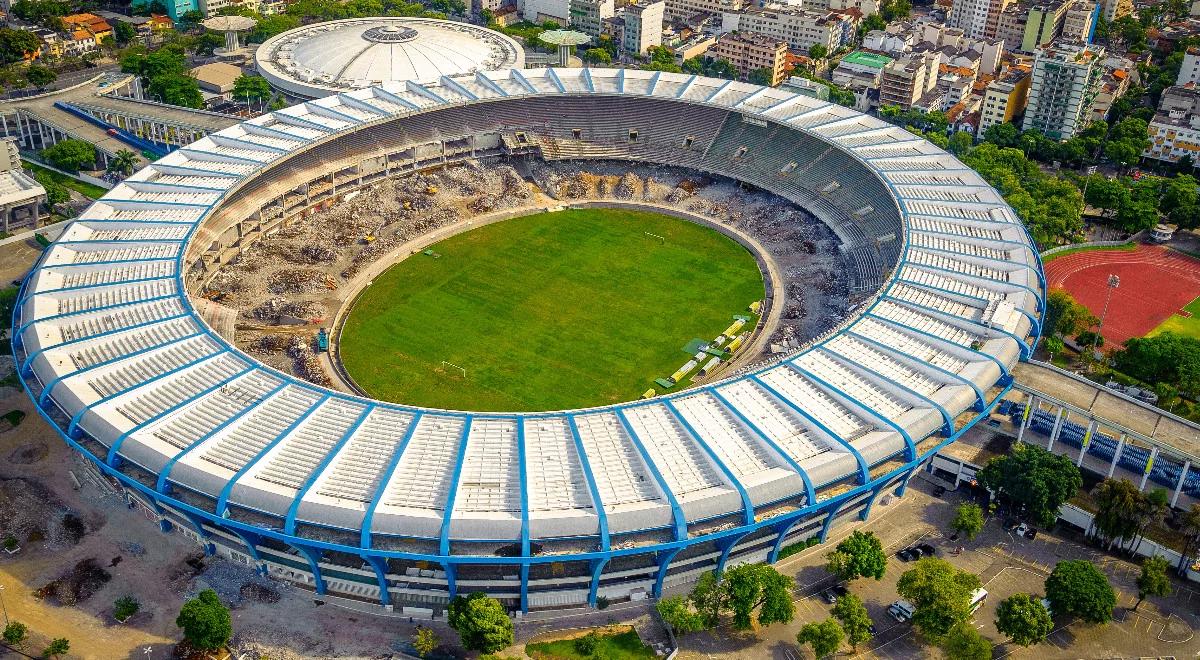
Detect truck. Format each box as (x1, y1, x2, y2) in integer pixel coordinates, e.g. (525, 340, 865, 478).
(316, 328, 329, 352)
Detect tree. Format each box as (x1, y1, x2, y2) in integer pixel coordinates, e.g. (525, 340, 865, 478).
(411, 626, 439, 657)
(826, 530, 887, 582)
(948, 130, 973, 156)
(976, 443, 1082, 527)
(796, 618, 843, 658)
(25, 64, 55, 89)
(249, 13, 301, 42)
(831, 593, 873, 651)
(982, 122, 1020, 148)
(896, 557, 982, 641)
(0, 28, 41, 65)
(1135, 555, 1172, 610)
(995, 593, 1053, 646)
(722, 563, 795, 630)
(1092, 478, 1144, 550)
(114, 595, 140, 622)
(583, 47, 611, 65)
(688, 570, 726, 628)
(108, 149, 140, 177)
(1044, 560, 1116, 624)
(1083, 174, 1129, 216)
(952, 503, 985, 541)
(43, 638, 69, 659)
(808, 43, 828, 60)
(1043, 336, 1064, 362)
(1104, 117, 1151, 170)
(1178, 504, 1200, 575)
(1044, 289, 1096, 340)
(860, 13, 886, 32)
(113, 20, 136, 46)
(748, 67, 774, 86)
(447, 592, 513, 653)
(656, 595, 707, 634)
(175, 589, 233, 651)
(941, 622, 991, 660)
(2, 621, 27, 647)
(1114, 333, 1200, 395)
(232, 74, 272, 103)
(33, 171, 68, 211)
(41, 139, 96, 172)
(148, 73, 203, 108)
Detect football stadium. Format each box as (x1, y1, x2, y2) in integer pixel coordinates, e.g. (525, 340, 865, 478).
(11, 68, 1044, 615)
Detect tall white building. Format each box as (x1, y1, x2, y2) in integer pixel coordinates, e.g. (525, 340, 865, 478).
(622, 0, 664, 54)
(724, 7, 849, 53)
(569, 0, 614, 37)
(1023, 41, 1104, 139)
(948, 0, 1011, 39)
(1146, 84, 1200, 165)
(1178, 46, 1200, 86)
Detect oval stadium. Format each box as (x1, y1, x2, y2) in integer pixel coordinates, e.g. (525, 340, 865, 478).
(11, 68, 1044, 615)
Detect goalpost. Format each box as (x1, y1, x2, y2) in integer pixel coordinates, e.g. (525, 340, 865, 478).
(644, 232, 665, 245)
(440, 361, 467, 378)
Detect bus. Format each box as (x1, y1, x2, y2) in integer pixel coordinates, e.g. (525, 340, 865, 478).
(969, 588, 988, 614)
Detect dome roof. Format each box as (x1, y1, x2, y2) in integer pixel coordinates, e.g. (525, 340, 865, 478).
(254, 17, 524, 98)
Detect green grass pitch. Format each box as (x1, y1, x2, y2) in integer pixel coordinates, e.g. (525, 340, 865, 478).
(1149, 296, 1200, 340)
(339, 208, 764, 411)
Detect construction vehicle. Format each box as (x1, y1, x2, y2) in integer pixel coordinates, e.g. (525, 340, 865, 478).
(316, 328, 329, 352)
(424, 184, 438, 195)
(362, 234, 376, 244)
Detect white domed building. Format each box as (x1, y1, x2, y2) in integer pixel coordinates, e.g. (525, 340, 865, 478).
(254, 17, 525, 99)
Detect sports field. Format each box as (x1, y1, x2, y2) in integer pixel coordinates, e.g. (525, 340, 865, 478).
(339, 208, 764, 411)
(1149, 296, 1200, 340)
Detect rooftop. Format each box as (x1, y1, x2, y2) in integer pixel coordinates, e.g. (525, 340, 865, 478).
(842, 50, 893, 69)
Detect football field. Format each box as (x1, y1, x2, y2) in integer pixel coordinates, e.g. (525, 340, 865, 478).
(339, 208, 765, 411)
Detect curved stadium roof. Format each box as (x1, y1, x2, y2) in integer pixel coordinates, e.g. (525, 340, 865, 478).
(14, 68, 1043, 570)
(254, 17, 525, 99)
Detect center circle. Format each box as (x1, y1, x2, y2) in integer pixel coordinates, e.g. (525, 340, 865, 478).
(337, 208, 766, 412)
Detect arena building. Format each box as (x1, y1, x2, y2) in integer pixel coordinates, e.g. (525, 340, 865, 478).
(253, 17, 525, 99)
(13, 68, 1044, 615)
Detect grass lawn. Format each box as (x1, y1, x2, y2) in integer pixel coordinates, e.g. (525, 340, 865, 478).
(22, 160, 108, 200)
(1148, 296, 1200, 340)
(526, 628, 656, 660)
(339, 208, 764, 411)
(1041, 242, 1137, 263)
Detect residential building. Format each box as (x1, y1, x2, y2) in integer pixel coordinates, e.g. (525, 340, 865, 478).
(64, 30, 97, 55)
(1022, 41, 1104, 139)
(1016, 0, 1071, 53)
(24, 26, 63, 59)
(805, 0, 880, 15)
(948, 0, 1011, 39)
(664, 0, 746, 22)
(1088, 56, 1133, 122)
(1061, 0, 1099, 43)
(1179, 46, 1200, 86)
(621, 0, 664, 54)
(1101, 0, 1130, 20)
(832, 49, 893, 88)
(673, 32, 718, 61)
(1146, 83, 1200, 164)
(863, 27, 913, 53)
(191, 62, 243, 95)
(724, 7, 850, 53)
(879, 51, 940, 108)
(710, 31, 788, 85)
(62, 12, 113, 44)
(978, 64, 1031, 132)
(0, 138, 46, 234)
(569, 0, 614, 37)
(522, 0, 571, 24)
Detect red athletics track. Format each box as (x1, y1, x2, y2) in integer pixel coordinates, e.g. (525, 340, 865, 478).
(1043, 244, 1200, 347)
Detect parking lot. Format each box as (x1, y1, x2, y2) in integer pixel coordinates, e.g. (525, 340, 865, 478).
(676, 479, 1199, 660)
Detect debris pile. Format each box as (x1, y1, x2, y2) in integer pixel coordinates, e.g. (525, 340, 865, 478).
(267, 268, 335, 295)
(287, 336, 331, 387)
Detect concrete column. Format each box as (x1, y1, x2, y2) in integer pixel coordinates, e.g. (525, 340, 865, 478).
(1016, 395, 1036, 444)
(1046, 407, 1065, 452)
(1173, 460, 1191, 507)
(1140, 446, 1159, 491)
(1076, 420, 1097, 467)
(1107, 434, 1126, 478)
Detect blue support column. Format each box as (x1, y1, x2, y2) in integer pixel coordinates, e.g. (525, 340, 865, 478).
(516, 418, 531, 613)
(179, 510, 215, 555)
(441, 561, 458, 600)
(588, 558, 609, 608)
(229, 527, 265, 573)
(565, 415, 611, 553)
(819, 497, 853, 543)
(614, 410, 687, 541)
(793, 359, 924, 457)
(292, 544, 327, 597)
(715, 531, 752, 576)
(767, 513, 814, 563)
(362, 555, 392, 607)
(438, 417, 474, 556)
(653, 547, 683, 598)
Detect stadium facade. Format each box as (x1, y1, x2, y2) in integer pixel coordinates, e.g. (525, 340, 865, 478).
(13, 68, 1044, 614)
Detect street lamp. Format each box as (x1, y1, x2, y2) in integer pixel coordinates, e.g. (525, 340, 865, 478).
(1093, 274, 1120, 358)
(0, 583, 8, 626)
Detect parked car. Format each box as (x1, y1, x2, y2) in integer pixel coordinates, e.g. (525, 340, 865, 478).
(917, 543, 937, 556)
(932, 485, 947, 497)
(822, 585, 849, 604)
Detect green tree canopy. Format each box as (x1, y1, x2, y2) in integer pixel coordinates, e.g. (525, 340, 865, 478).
(952, 503, 985, 541)
(249, 14, 301, 42)
(583, 47, 612, 64)
(832, 593, 873, 650)
(796, 618, 843, 658)
(233, 74, 272, 102)
(43, 638, 69, 659)
(995, 593, 1053, 646)
(896, 557, 982, 641)
(748, 67, 774, 86)
(1093, 478, 1144, 549)
(447, 592, 513, 653)
(42, 139, 96, 172)
(1044, 289, 1097, 339)
(722, 563, 796, 630)
(941, 622, 991, 660)
(826, 530, 887, 581)
(1114, 332, 1200, 394)
(2, 621, 27, 647)
(176, 589, 232, 651)
(962, 142, 1085, 247)
(25, 64, 55, 89)
(1136, 555, 1173, 609)
(0, 28, 41, 65)
(655, 595, 708, 634)
(808, 43, 828, 59)
(1044, 560, 1116, 624)
(114, 20, 136, 45)
(976, 442, 1082, 527)
(412, 626, 439, 657)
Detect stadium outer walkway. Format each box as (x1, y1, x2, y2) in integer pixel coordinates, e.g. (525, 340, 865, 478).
(322, 198, 790, 395)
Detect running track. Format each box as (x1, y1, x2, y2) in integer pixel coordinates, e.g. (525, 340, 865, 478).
(1043, 244, 1200, 347)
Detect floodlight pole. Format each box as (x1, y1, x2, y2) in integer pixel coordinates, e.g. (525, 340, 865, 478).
(1092, 274, 1119, 358)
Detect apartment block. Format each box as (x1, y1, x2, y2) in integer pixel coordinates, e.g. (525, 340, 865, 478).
(569, 0, 614, 37)
(978, 64, 1032, 132)
(1146, 83, 1200, 164)
(710, 31, 789, 86)
(1023, 41, 1104, 139)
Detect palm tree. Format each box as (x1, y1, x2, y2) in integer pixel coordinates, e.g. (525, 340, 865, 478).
(108, 149, 139, 177)
(1177, 504, 1200, 576)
